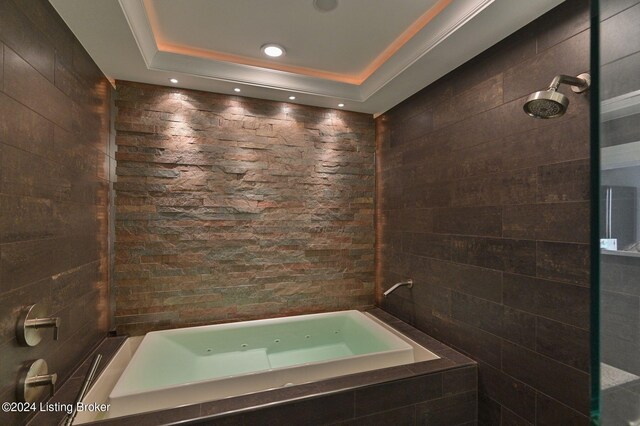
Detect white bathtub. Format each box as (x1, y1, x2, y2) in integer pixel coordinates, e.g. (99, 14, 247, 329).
(75, 310, 439, 423)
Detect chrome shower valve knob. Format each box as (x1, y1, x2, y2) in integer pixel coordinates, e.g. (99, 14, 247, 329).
(17, 359, 57, 402)
(16, 304, 61, 347)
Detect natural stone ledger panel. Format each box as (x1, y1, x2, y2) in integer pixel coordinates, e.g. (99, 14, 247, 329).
(114, 81, 375, 334)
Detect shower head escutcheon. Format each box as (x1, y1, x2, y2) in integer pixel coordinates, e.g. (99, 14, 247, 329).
(523, 73, 591, 119)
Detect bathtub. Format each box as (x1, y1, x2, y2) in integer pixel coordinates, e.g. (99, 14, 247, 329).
(75, 310, 439, 423)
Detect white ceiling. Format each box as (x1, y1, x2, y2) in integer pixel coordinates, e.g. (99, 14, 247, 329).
(49, 0, 563, 115)
(149, 0, 441, 76)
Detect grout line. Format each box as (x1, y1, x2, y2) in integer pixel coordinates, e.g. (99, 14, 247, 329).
(535, 388, 591, 420)
(502, 334, 591, 376)
(392, 155, 590, 189)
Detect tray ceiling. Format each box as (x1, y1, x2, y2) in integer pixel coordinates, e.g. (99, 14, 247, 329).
(147, 0, 444, 79)
(49, 0, 563, 115)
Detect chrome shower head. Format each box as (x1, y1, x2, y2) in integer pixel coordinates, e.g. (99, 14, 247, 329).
(523, 73, 590, 119)
(523, 89, 569, 119)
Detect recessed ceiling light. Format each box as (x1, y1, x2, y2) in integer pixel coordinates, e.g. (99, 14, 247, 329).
(234, 88, 241, 92)
(261, 44, 285, 58)
(289, 96, 296, 100)
(313, 0, 338, 12)
(169, 78, 178, 84)
(338, 103, 345, 107)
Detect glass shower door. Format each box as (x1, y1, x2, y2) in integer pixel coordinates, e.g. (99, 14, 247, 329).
(597, 0, 640, 424)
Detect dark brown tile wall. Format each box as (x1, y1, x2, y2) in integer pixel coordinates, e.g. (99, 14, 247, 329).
(376, 0, 592, 424)
(0, 0, 112, 424)
(113, 81, 375, 334)
(92, 368, 476, 426)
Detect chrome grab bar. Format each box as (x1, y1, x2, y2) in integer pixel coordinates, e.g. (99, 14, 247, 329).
(383, 279, 413, 297)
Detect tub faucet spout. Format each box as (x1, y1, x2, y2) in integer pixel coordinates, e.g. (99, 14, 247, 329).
(383, 279, 413, 297)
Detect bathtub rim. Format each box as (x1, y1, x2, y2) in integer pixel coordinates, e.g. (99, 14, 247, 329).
(109, 310, 422, 399)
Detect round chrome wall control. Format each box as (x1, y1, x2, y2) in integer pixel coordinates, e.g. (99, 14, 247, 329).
(16, 304, 60, 347)
(17, 359, 57, 403)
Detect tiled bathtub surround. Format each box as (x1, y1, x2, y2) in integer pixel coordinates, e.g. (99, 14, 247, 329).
(31, 309, 477, 426)
(376, 0, 592, 424)
(113, 82, 375, 335)
(0, 0, 113, 424)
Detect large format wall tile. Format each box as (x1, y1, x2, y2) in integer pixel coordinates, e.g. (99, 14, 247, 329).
(376, 0, 592, 423)
(0, 0, 112, 424)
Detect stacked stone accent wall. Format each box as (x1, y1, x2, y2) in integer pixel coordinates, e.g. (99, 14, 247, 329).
(114, 81, 375, 334)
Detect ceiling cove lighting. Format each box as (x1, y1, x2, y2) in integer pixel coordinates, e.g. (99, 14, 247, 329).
(169, 78, 178, 84)
(288, 96, 296, 100)
(234, 88, 241, 92)
(338, 103, 345, 107)
(261, 44, 285, 58)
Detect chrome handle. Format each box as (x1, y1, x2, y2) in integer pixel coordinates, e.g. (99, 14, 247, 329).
(17, 359, 57, 402)
(26, 373, 57, 396)
(16, 304, 61, 346)
(25, 317, 60, 340)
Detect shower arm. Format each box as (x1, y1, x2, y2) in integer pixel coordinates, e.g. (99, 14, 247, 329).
(548, 74, 590, 93)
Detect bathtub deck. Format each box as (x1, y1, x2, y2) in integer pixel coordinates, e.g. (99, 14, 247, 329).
(30, 309, 477, 426)
(107, 310, 419, 418)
